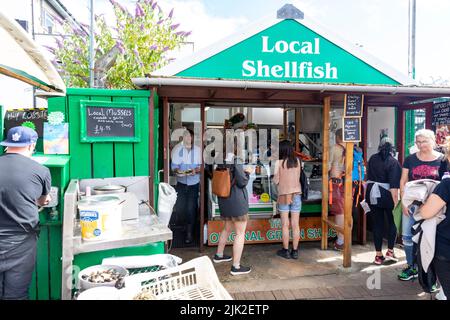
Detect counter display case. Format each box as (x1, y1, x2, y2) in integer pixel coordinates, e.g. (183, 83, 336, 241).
(208, 163, 275, 219)
(302, 161, 323, 202)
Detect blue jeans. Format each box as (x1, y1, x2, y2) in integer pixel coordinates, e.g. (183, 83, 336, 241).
(402, 213, 416, 267)
(277, 194, 302, 214)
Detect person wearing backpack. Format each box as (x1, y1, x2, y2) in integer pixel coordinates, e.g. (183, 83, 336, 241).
(273, 140, 302, 259)
(365, 137, 402, 265)
(213, 152, 253, 276)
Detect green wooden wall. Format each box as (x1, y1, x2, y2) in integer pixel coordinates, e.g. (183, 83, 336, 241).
(28, 158, 70, 300)
(29, 88, 158, 300)
(48, 88, 154, 180)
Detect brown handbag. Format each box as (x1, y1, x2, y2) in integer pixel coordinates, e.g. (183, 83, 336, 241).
(212, 167, 232, 198)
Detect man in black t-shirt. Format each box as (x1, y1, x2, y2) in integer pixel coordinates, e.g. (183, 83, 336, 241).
(0, 126, 51, 300)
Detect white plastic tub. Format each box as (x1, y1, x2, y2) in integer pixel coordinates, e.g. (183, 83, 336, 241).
(78, 195, 122, 241)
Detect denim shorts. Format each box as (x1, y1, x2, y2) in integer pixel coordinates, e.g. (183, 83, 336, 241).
(277, 194, 302, 214)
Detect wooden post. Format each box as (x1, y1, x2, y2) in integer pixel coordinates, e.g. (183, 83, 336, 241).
(163, 97, 169, 183)
(425, 103, 433, 130)
(148, 87, 156, 207)
(321, 97, 331, 250)
(295, 109, 301, 152)
(396, 106, 405, 164)
(362, 102, 368, 165)
(361, 101, 368, 245)
(200, 103, 206, 252)
(343, 142, 354, 267)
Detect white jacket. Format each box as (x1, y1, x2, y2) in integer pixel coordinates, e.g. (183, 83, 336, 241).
(403, 179, 446, 272)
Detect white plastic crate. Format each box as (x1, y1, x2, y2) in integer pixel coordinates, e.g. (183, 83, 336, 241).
(120, 256, 233, 300)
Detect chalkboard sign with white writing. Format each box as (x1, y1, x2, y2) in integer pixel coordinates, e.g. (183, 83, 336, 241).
(80, 101, 140, 143)
(4, 108, 47, 136)
(343, 117, 361, 142)
(432, 101, 450, 127)
(344, 94, 364, 117)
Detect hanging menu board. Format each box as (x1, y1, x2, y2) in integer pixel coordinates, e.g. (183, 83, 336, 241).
(80, 101, 140, 143)
(3, 108, 47, 137)
(343, 117, 361, 142)
(432, 101, 450, 126)
(344, 94, 364, 117)
(432, 101, 450, 145)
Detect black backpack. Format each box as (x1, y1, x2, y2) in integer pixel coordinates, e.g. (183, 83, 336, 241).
(300, 169, 308, 200)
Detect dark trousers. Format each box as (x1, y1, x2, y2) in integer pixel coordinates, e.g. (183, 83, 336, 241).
(175, 182, 199, 234)
(370, 205, 397, 252)
(0, 233, 38, 300)
(434, 255, 450, 297)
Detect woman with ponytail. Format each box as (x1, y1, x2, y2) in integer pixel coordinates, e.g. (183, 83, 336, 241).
(365, 137, 402, 265)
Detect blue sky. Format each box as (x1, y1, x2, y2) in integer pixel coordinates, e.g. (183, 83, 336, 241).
(2, 0, 450, 84)
(55, 0, 450, 85)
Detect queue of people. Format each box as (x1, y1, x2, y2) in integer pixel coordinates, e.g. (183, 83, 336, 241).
(1, 122, 449, 298)
(169, 126, 450, 297)
(365, 129, 450, 298)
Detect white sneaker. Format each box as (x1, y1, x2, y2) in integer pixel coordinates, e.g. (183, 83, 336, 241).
(436, 288, 447, 300)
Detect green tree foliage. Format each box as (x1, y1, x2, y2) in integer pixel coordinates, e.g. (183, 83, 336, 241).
(47, 0, 190, 89)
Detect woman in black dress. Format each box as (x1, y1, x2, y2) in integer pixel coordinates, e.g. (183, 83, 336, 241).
(365, 138, 402, 265)
(212, 152, 253, 276)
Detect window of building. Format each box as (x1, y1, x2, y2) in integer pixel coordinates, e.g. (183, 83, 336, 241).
(42, 8, 55, 34)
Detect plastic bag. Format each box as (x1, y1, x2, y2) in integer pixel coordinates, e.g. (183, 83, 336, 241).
(393, 200, 403, 235)
(157, 183, 177, 227)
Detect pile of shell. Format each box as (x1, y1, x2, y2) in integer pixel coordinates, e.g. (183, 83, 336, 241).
(82, 269, 122, 283)
(133, 289, 156, 300)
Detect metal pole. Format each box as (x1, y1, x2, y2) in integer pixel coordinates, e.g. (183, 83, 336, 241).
(31, 0, 36, 108)
(89, 0, 94, 87)
(408, 0, 416, 79)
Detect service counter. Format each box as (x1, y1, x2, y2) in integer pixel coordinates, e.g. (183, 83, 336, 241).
(61, 179, 172, 300)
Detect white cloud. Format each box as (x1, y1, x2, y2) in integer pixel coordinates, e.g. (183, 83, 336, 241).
(159, 0, 249, 51)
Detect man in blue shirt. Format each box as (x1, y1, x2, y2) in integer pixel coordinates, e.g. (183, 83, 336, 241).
(171, 129, 202, 244)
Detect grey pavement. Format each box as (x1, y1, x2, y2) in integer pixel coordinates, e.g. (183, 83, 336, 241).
(170, 240, 437, 300)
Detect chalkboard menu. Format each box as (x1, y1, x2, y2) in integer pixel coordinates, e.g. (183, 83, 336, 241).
(3, 108, 47, 136)
(80, 101, 140, 143)
(432, 101, 450, 127)
(344, 94, 364, 117)
(343, 117, 361, 142)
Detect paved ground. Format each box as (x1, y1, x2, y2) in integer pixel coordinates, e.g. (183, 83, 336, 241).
(170, 240, 438, 300)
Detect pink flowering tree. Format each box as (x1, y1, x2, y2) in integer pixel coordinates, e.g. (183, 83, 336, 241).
(47, 0, 190, 89)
